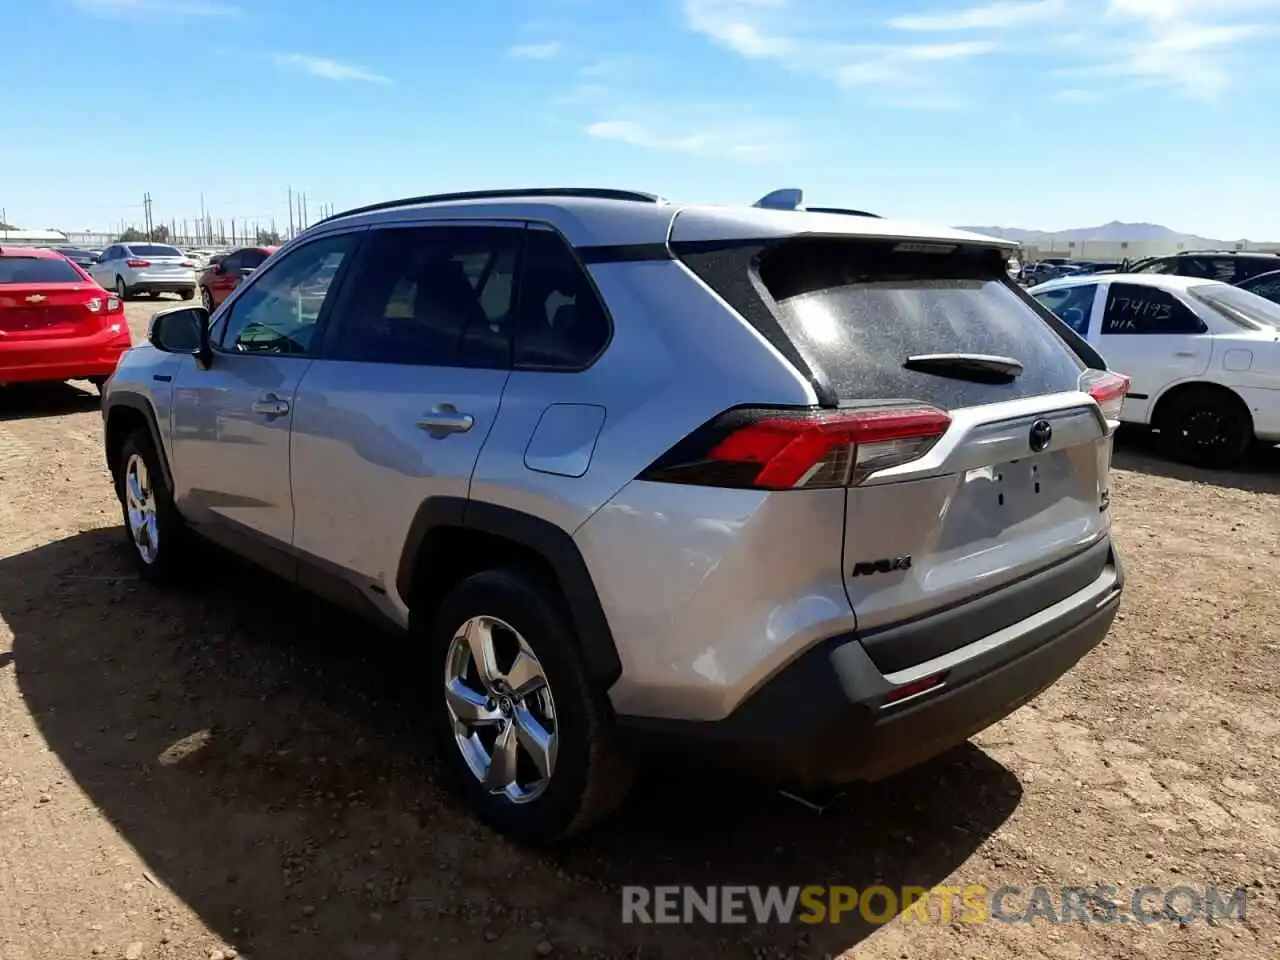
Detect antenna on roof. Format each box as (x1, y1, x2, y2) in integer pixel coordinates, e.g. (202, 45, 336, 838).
(753, 188, 804, 211)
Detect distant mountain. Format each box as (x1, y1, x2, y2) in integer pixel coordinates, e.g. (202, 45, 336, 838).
(957, 220, 1225, 246)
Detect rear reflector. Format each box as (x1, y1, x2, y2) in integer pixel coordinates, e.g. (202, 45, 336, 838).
(640, 405, 952, 490)
(882, 671, 948, 706)
(1080, 369, 1130, 421)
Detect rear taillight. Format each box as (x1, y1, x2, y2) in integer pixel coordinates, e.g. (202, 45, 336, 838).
(1081, 369, 1130, 421)
(86, 297, 103, 313)
(126, 259, 150, 268)
(179, 261, 195, 268)
(639, 405, 952, 491)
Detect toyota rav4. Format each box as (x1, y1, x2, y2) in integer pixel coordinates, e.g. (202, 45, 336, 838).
(101, 187, 1127, 841)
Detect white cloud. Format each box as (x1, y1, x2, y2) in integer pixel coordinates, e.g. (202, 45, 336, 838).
(70, 0, 238, 17)
(680, 0, 996, 105)
(584, 112, 791, 160)
(889, 0, 1064, 31)
(272, 53, 392, 84)
(682, 0, 1277, 103)
(509, 41, 565, 59)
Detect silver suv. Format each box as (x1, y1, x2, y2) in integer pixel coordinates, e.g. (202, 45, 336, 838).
(101, 187, 1127, 841)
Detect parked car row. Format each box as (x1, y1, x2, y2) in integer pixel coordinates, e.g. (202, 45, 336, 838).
(1030, 271, 1280, 468)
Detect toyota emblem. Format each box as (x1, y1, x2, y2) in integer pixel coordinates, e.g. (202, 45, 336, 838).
(1029, 419, 1053, 453)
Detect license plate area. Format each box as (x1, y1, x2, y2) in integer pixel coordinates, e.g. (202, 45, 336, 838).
(964, 450, 1075, 522)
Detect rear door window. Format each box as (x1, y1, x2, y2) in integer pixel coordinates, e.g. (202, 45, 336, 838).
(1101, 282, 1206, 334)
(752, 238, 1086, 409)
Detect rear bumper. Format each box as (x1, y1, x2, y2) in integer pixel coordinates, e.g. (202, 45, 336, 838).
(128, 277, 196, 294)
(0, 331, 131, 383)
(617, 542, 1124, 787)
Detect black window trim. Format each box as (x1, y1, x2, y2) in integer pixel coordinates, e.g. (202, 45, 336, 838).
(213, 227, 368, 358)
(318, 220, 527, 370)
(1099, 281, 1208, 336)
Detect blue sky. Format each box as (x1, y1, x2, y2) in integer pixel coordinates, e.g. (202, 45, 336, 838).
(6, 0, 1280, 238)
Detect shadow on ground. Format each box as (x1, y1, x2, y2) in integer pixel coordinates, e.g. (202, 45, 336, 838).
(8, 529, 1021, 959)
(0, 382, 100, 421)
(1113, 426, 1280, 495)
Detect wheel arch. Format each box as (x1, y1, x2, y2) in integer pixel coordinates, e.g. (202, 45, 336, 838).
(397, 497, 622, 689)
(104, 392, 173, 494)
(1149, 378, 1254, 433)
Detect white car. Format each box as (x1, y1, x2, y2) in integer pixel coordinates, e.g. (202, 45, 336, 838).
(89, 243, 197, 301)
(1030, 272, 1280, 468)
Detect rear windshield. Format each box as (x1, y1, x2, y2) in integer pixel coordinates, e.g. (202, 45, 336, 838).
(0, 257, 85, 284)
(1188, 283, 1280, 329)
(754, 238, 1086, 409)
(128, 244, 183, 258)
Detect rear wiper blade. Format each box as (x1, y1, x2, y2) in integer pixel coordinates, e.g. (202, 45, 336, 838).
(903, 353, 1024, 383)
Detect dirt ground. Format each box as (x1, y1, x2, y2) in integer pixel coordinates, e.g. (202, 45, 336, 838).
(2, 296, 1279, 960)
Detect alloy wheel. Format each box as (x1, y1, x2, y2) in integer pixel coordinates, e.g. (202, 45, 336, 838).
(443, 615, 558, 803)
(124, 453, 159, 564)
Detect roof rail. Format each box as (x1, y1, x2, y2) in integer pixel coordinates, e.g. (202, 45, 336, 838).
(316, 187, 661, 226)
(1177, 248, 1276, 256)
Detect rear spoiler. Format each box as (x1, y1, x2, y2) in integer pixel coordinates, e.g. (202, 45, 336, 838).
(752, 188, 881, 219)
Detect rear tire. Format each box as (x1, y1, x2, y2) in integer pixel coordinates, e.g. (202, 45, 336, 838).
(1158, 386, 1253, 469)
(115, 276, 128, 301)
(424, 567, 634, 842)
(116, 428, 192, 585)
(180, 287, 195, 301)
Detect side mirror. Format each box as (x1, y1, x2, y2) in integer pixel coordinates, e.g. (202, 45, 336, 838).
(148, 306, 212, 367)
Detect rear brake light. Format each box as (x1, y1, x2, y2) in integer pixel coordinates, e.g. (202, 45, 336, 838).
(1081, 370, 1129, 421)
(640, 405, 952, 490)
(126, 259, 150, 268)
(106, 295, 121, 312)
(86, 297, 103, 312)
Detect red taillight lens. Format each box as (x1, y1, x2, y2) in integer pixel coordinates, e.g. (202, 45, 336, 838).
(640, 405, 952, 491)
(1081, 369, 1130, 421)
(85, 297, 103, 313)
(126, 259, 150, 268)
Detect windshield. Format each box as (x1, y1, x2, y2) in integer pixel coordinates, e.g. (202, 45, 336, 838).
(1189, 284, 1280, 330)
(0, 257, 85, 284)
(128, 244, 184, 258)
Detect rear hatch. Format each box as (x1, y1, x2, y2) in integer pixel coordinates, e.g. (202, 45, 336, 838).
(674, 227, 1118, 665)
(0, 256, 111, 340)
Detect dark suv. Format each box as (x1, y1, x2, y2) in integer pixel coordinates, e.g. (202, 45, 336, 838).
(1129, 250, 1280, 285)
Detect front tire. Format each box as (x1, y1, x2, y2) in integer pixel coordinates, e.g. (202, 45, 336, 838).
(116, 428, 191, 584)
(425, 568, 634, 842)
(1159, 386, 1253, 469)
(200, 287, 214, 312)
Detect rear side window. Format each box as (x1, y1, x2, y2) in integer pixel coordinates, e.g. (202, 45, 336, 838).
(512, 229, 610, 370)
(750, 238, 1086, 409)
(0, 257, 85, 284)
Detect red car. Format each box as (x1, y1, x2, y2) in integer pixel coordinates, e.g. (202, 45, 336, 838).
(0, 246, 132, 388)
(198, 245, 278, 312)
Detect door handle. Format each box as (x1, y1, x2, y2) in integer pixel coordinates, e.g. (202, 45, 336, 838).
(1174, 350, 1196, 357)
(416, 403, 474, 438)
(251, 394, 290, 418)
